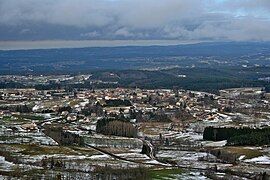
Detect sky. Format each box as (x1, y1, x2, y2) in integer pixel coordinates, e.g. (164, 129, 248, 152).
(0, 0, 270, 49)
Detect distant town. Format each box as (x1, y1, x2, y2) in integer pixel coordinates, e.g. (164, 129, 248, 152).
(0, 73, 270, 179)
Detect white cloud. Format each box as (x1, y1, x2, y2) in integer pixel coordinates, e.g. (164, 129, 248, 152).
(0, 0, 269, 41)
(80, 31, 100, 38)
(115, 28, 134, 37)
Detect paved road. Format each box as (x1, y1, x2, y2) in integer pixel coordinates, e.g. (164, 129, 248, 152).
(84, 142, 169, 167)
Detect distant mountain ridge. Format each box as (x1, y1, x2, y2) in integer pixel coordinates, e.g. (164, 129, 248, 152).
(0, 41, 269, 74)
(1, 41, 270, 54)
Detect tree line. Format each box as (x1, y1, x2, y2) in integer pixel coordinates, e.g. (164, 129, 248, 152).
(96, 118, 137, 138)
(203, 126, 270, 146)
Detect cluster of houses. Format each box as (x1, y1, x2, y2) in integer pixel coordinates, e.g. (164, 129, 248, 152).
(1, 86, 269, 136)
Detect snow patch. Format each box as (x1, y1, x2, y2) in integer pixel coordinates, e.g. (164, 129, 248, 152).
(204, 140, 227, 147)
(244, 156, 270, 165)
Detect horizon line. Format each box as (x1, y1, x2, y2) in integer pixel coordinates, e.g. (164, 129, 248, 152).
(0, 40, 268, 51)
(0, 39, 217, 51)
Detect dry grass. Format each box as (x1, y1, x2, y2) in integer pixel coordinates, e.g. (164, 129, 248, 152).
(69, 100, 82, 107)
(14, 144, 78, 155)
(70, 146, 101, 155)
(221, 146, 263, 159)
(139, 122, 172, 136)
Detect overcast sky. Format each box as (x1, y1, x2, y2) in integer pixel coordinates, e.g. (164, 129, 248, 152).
(0, 0, 270, 49)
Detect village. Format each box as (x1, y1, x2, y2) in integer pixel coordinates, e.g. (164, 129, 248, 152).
(0, 80, 270, 179)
